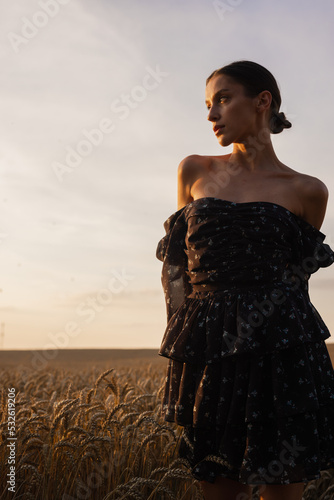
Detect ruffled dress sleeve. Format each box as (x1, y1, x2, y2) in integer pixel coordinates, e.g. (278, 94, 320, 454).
(156, 207, 192, 324)
(291, 216, 334, 278)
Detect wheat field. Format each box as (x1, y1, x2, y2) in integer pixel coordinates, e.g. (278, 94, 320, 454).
(0, 351, 333, 500)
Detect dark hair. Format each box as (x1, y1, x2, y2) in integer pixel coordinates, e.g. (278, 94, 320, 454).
(206, 60, 292, 134)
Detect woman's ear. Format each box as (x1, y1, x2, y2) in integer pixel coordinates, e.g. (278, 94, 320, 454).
(257, 90, 272, 112)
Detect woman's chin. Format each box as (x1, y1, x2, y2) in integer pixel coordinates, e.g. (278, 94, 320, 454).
(217, 135, 232, 148)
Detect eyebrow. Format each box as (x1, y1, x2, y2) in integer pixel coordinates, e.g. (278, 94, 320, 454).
(205, 88, 230, 105)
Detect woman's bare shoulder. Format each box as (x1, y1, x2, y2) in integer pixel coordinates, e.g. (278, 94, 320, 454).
(178, 154, 211, 175)
(292, 170, 329, 230)
(277, 163, 328, 197)
(178, 153, 231, 172)
(177, 154, 231, 209)
(177, 155, 201, 209)
(289, 168, 328, 199)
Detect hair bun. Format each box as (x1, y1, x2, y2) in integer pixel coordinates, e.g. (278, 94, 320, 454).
(270, 110, 292, 134)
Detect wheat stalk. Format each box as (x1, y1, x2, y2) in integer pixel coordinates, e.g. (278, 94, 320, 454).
(0, 363, 332, 500)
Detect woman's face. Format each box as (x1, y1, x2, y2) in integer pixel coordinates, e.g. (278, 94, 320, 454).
(205, 74, 259, 147)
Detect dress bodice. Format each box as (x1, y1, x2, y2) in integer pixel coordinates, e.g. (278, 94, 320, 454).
(156, 197, 334, 323)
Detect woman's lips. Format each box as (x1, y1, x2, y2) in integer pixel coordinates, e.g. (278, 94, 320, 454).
(214, 126, 225, 135)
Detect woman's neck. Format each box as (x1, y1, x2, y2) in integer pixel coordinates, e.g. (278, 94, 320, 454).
(230, 139, 282, 173)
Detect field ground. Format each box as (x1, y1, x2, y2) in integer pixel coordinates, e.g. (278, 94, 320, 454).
(0, 348, 168, 371)
(0, 343, 333, 369)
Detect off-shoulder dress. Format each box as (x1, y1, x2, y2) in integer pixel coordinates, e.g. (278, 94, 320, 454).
(156, 197, 334, 485)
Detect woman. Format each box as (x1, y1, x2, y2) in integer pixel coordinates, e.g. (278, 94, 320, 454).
(156, 60, 334, 500)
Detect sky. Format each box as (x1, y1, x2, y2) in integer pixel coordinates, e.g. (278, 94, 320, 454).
(1, 0, 334, 350)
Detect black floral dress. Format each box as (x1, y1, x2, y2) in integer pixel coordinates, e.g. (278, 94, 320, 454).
(156, 197, 334, 485)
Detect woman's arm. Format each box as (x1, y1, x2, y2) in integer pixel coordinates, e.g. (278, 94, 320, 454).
(177, 155, 203, 210)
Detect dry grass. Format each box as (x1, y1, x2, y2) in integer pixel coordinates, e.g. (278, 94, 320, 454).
(0, 359, 333, 500)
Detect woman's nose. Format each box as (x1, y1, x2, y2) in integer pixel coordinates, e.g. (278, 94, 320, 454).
(207, 105, 219, 122)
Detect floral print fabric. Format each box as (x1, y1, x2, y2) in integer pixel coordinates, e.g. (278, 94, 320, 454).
(156, 197, 334, 484)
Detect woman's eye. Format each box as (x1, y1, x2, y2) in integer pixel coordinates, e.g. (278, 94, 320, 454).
(206, 96, 228, 110)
